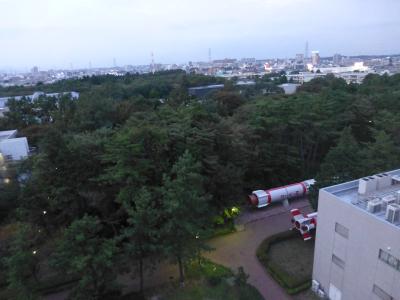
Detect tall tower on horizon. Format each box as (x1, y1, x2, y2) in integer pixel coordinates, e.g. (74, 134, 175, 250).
(208, 48, 212, 63)
(151, 52, 155, 74)
(305, 41, 309, 60)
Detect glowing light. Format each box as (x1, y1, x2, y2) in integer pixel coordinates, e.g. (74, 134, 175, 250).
(32, 250, 37, 255)
(195, 235, 199, 239)
(43, 210, 47, 215)
(3, 178, 10, 184)
(231, 206, 240, 214)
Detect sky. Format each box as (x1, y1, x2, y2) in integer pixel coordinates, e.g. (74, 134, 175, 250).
(1, 0, 400, 71)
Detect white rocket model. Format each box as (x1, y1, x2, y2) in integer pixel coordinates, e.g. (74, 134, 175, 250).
(248, 179, 315, 208)
(290, 208, 317, 241)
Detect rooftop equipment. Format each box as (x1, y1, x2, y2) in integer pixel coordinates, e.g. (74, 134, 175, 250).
(367, 198, 382, 214)
(385, 203, 400, 224)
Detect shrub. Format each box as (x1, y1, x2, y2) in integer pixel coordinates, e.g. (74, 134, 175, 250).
(256, 230, 312, 295)
(234, 267, 249, 286)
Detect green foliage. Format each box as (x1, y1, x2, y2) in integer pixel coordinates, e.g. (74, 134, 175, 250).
(50, 215, 119, 299)
(19, 128, 113, 228)
(120, 186, 161, 292)
(161, 150, 212, 284)
(101, 118, 169, 193)
(2, 223, 40, 300)
(2, 71, 400, 297)
(362, 130, 400, 174)
(234, 267, 249, 286)
(186, 258, 232, 286)
(256, 230, 313, 295)
(154, 259, 262, 300)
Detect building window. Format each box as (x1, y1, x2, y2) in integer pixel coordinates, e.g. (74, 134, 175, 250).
(373, 284, 393, 300)
(335, 222, 349, 239)
(379, 249, 400, 271)
(332, 254, 345, 269)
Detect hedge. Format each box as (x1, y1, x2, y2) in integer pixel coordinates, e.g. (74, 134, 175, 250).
(256, 230, 312, 294)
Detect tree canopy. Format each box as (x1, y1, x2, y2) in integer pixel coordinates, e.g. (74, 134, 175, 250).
(1, 71, 400, 298)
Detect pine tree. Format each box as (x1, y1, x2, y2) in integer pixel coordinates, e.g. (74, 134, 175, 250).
(120, 187, 161, 293)
(161, 150, 211, 286)
(50, 215, 118, 299)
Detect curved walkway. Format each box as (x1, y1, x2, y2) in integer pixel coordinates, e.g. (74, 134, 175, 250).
(204, 198, 312, 300)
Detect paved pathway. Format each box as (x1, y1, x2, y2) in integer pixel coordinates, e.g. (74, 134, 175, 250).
(205, 198, 312, 300)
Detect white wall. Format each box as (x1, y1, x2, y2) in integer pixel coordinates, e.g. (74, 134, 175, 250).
(0, 137, 29, 160)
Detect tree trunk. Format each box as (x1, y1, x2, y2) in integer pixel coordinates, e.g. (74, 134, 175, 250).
(139, 258, 144, 293)
(178, 256, 185, 287)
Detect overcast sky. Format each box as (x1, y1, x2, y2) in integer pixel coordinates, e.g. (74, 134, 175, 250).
(1, 0, 400, 71)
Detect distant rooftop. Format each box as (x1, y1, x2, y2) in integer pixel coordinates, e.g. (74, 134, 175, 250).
(0, 91, 79, 103)
(188, 84, 224, 90)
(323, 169, 400, 229)
(0, 130, 17, 141)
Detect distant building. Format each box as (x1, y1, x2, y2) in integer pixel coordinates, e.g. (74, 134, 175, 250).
(0, 130, 29, 161)
(188, 84, 224, 97)
(240, 58, 256, 64)
(313, 170, 400, 300)
(31, 66, 39, 74)
(333, 54, 342, 66)
(286, 69, 371, 85)
(286, 72, 326, 84)
(0, 91, 80, 117)
(295, 53, 304, 63)
(0, 130, 30, 185)
(311, 51, 320, 66)
(310, 62, 370, 74)
(278, 83, 300, 94)
(338, 72, 371, 84)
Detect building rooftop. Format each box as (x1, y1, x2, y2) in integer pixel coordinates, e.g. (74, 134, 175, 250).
(322, 169, 400, 230)
(0, 130, 17, 141)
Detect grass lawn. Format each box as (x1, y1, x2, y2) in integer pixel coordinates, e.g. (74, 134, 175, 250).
(267, 236, 314, 282)
(257, 230, 315, 294)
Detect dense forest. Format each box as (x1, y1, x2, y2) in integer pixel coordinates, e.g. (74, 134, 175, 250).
(0, 70, 400, 299)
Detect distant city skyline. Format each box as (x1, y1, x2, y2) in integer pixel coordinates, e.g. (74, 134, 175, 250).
(2, 50, 400, 74)
(1, 0, 400, 71)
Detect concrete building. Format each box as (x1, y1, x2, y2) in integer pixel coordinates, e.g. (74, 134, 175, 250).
(0, 130, 29, 161)
(338, 72, 371, 85)
(286, 72, 327, 84)
(310, 62, 370, 74)
(312, 51, 321, 66)
(278, 83, 300, 94)
(188, 84, 224, 97)
(296, 53, 305, 63)
(333, 54, 343, 66)
(31, 66, 39, 74)
(313, 170, 400, 300)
